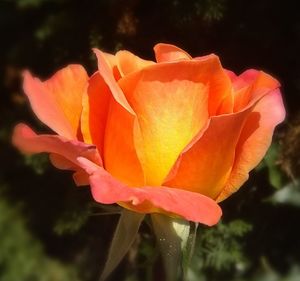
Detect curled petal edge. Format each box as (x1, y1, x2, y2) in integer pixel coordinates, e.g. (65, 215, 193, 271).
(12, 123, 102, 186)
(153, 43, 192, 62)
(77, 157, 222, 226)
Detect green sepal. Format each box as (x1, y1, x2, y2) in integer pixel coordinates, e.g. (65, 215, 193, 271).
(151, 214, 198, 281)
(182, 222, 198, 279)
(100, 209, 144, 281)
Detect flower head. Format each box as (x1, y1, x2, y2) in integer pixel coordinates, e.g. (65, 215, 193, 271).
(13, 43, 285, 225)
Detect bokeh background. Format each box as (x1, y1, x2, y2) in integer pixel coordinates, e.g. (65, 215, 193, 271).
(1, 0, 300, 280)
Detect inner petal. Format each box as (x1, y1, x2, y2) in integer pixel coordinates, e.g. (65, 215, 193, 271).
(118, 61, 210, 186)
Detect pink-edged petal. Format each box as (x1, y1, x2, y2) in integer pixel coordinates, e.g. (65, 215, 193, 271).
(13, 123, 102, 169)
(93, 48, 135, 115)
(234, 69, 259, 87)
(77, 158, 222, 225)
(225, 69, 237, 81)
(232, 70, 280, 112)
(23, 65, 88, 139)
(154, 43, 192, 62)
(115, 50, 155, 76)
(227, 69, 258, 90)
(216, 89, 285, 201)
(81, 72, 111, 156)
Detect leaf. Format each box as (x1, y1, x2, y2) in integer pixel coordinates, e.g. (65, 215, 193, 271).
(264, 143, 283, 189)
(151, 214, 194, 281)
(100, 209, 144, 281)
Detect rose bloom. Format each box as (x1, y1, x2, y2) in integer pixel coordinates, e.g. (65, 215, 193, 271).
(13, 44, 285, 226)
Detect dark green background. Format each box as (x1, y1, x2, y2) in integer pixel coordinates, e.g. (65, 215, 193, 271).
(1, 0, 300, 280)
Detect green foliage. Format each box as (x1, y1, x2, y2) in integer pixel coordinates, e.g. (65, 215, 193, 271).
(12, 0, 55, 9)
(195, 0, 226, 22)
(53, 206, 90, 236)
(256, 143, 285, 189)
(196, 220, 252, 271)
(264, 143, 284, 189)
(0, 194, 79, 281)
(24, 154, 49, 175)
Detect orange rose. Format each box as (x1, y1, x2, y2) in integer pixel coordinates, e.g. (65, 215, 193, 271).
(13, 43, 285, 225)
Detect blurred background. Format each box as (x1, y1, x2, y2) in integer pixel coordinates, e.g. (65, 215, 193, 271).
(1, 0, 300, 280)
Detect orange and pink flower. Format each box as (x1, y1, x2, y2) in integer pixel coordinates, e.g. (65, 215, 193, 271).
(13, 43, 285, 225)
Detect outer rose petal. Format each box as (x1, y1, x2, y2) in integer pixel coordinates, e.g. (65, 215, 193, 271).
(23, 65, 88, 139)
(115, 50, 155, 76)
(154, 43, 192, 62)
(77, 158, 222, 225)
(165, 102, 256, 199)
(12, 123, 102, 184)
(49, 153, 77, 169)
(119, 60, 210, 185)
(81, 72, 111, 156)
(216, 89, 285, 201)
(72, 170, 90, 186)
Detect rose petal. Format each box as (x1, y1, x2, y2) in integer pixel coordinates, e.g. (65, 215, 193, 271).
(115, 50, 155, 76)
(23, 65, 88, 139)
(225, 69, 237, 81)
(165, 100, 257, 199)
(73, 170, 90, 186)
(232, 70, 280, 112)
(102, 52, 122, 80)
(93, 49, 145, 186)
(119, 57, 232, 185)
(93, 48, 135, 115)
(153, 43, 192, 62)
(153, 44, 233, 115)
(103, 98, 145, 186)
(216, 89, 285, 201)
(49, 153, 77, 170)
(81, 72, 111, 156)
(49, 153, 90, 186)
(77, 157, 222, 225)
(194, 56, 233, 115)
(119, 61, 209, 185)
(13, 123, 102, 170)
